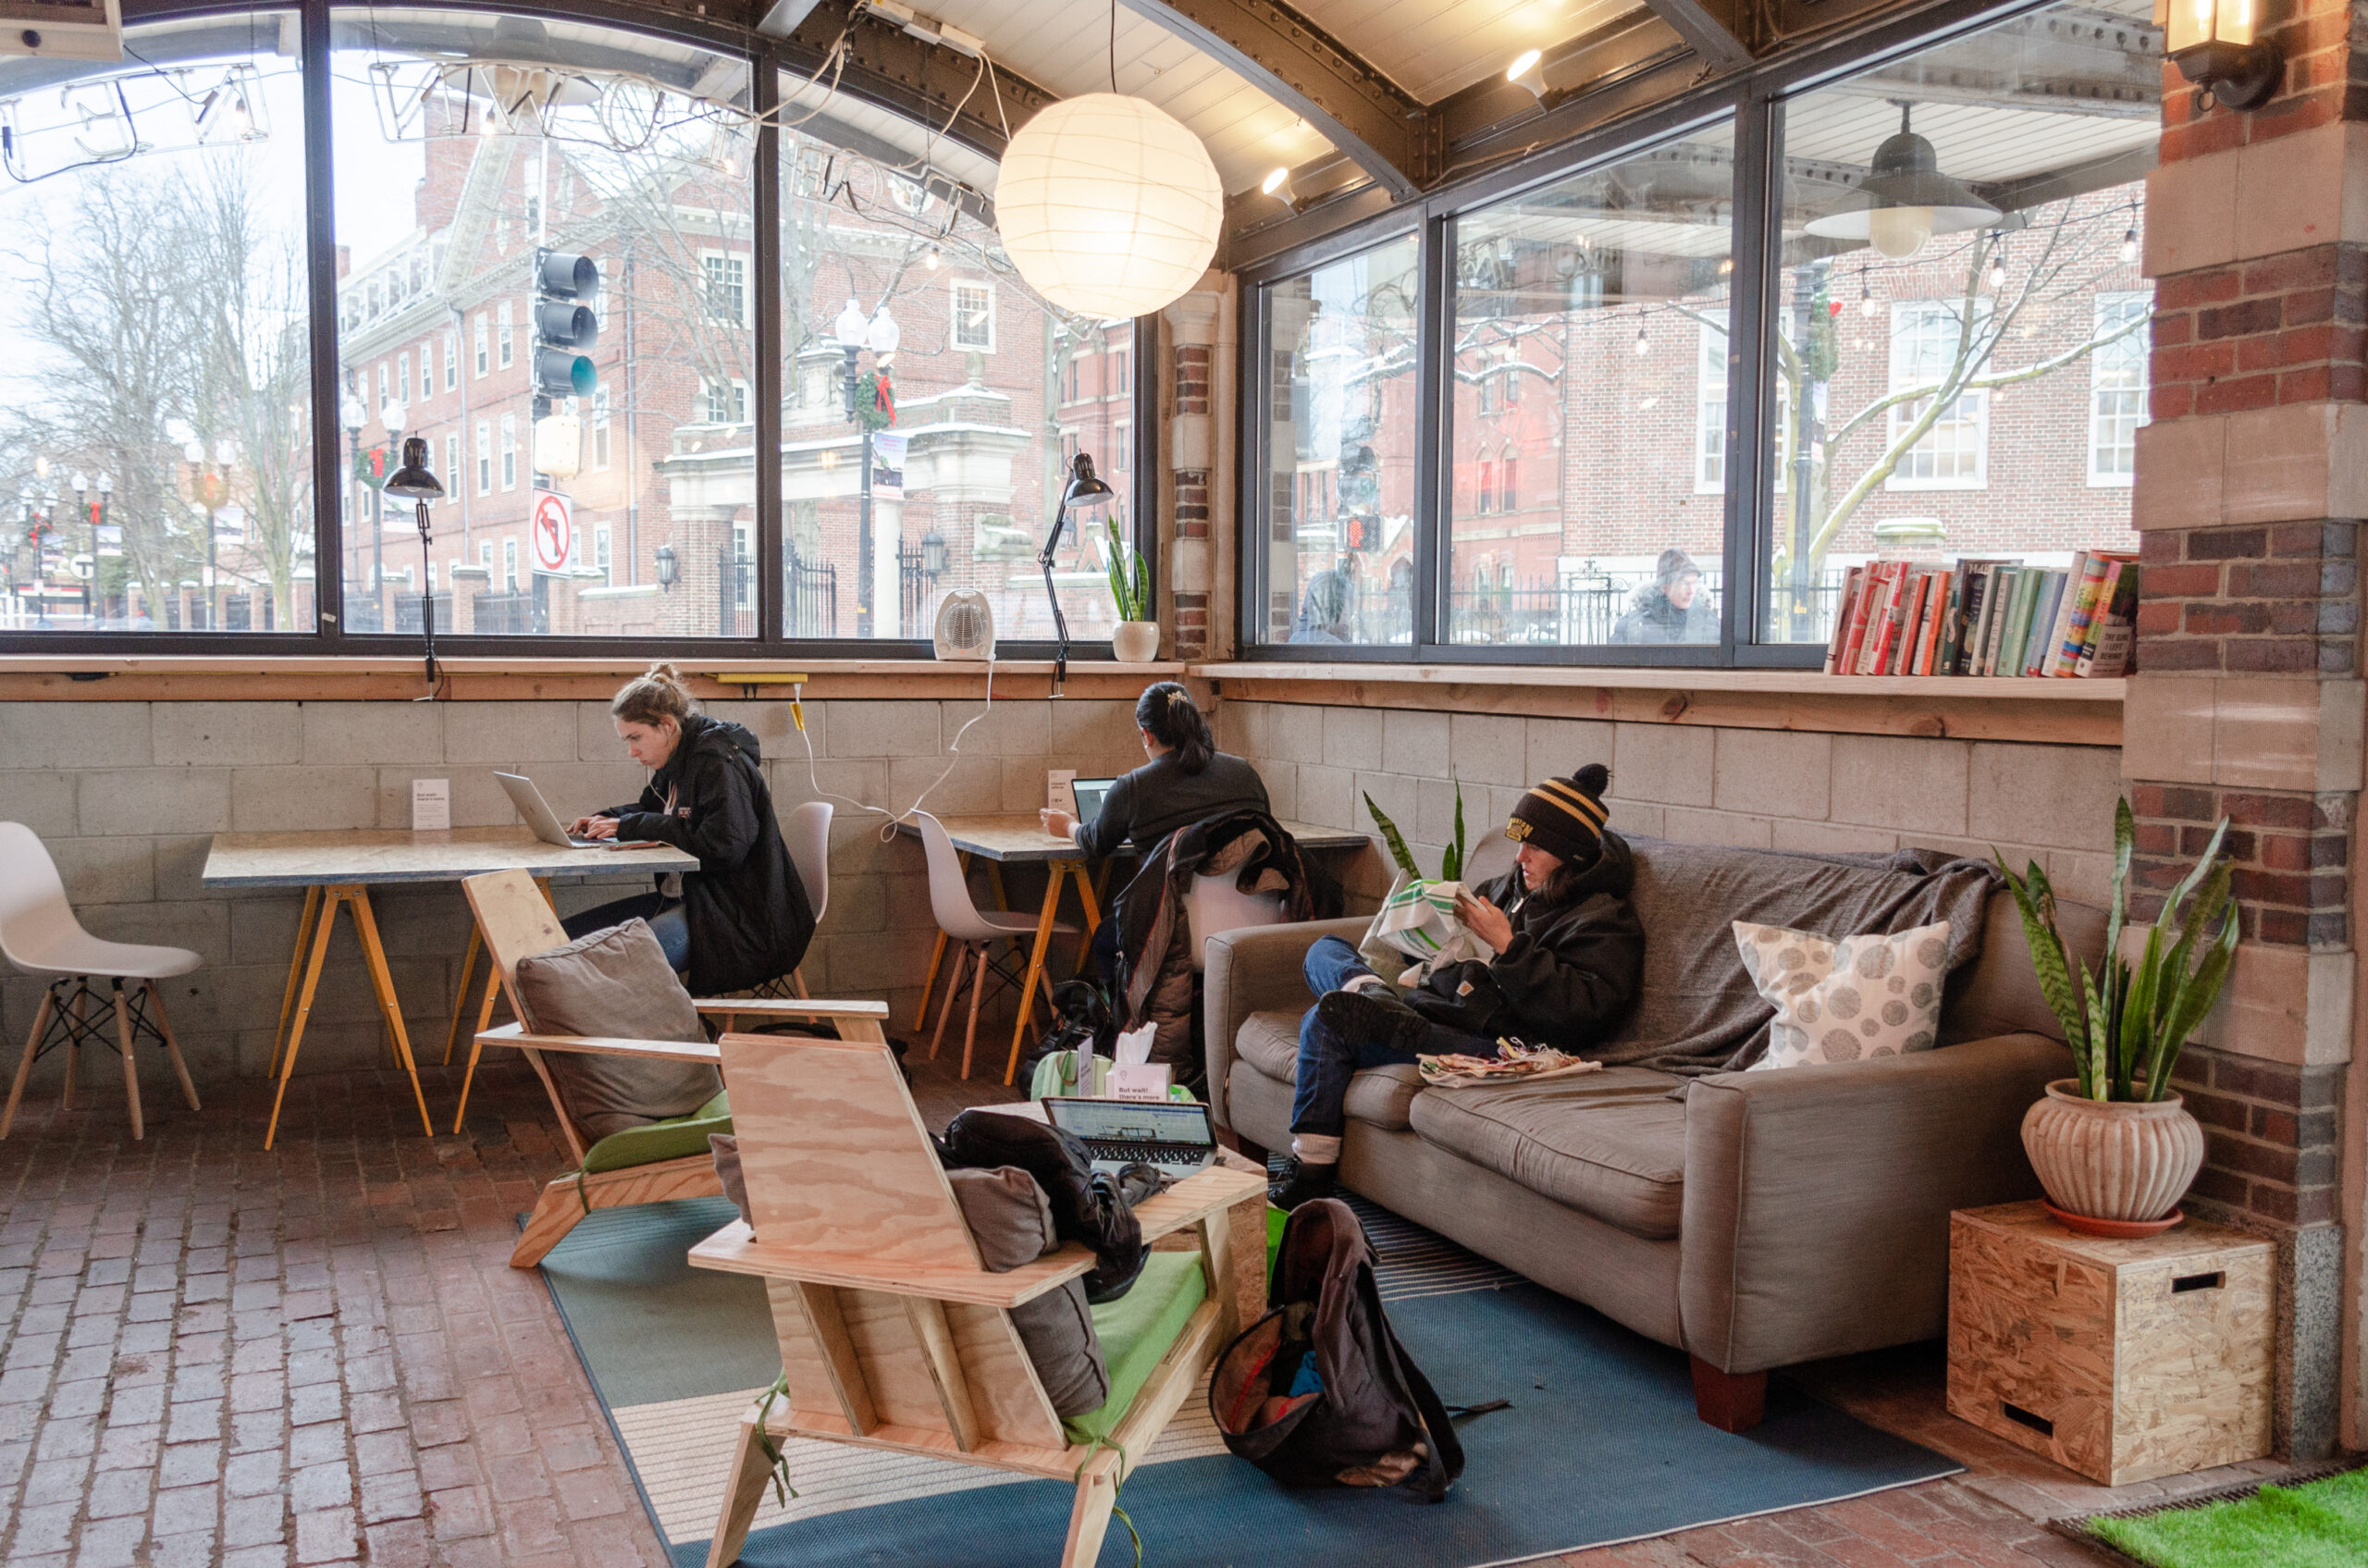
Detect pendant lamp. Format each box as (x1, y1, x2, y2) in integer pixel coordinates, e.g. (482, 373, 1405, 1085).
(994, 93, 1223, 318)
(1804, 103, 1999, 260)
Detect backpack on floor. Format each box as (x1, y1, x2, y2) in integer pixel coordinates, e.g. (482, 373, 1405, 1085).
(1208, 1198, 1466, 1500)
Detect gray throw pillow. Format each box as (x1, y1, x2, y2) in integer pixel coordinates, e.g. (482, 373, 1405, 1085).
(512, 919, 724, 1142)
(945, 1166, 1108, 1417)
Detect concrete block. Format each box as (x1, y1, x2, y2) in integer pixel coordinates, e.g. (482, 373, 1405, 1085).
(230, 768, 377, 833)
(79, 901, 232, 969)
(1967, 743, 2120, 852)
(1257, 762, 1297, 822)
(1295, 765, 1352, 830)
(1599, 796, 1664, 840)
(1771, 819, 1900, 857)
(151, 836, 216, 903)
(2121, 676, 2215, 786)
(958, 697, 1050, 758)
(1380, 710, 1449, 777)
(2131, 417, 2225, 531)
(1352, 772, 1418, 852)
(1828, 735, 1969, 835)
(1711, 730, 1831, 821)
(824, 871, 889, 936)
(821, 928, 939, 992)
(825, 701, 940, 759)
(1415, 776, 1470, 849)
(1000, 758, 1054, 814)
(230, 896, 312, 967)
(1260, 703, 1326, 765)
(890, 752, 1004, 817)
(777, 758, 888, 821)
(301, 702, 443, 766)
(1661, 806, 1773, 849)
(0, 702, 152, 769)
(440, 701, 579, 765)
(1049, 699, 1137, 759)
(1525, 718, 1616, 789)
(1217, 700, 1265, 758)
(2144, 150, 2236, 277)
(2212, 678, 2338, 793)
(705, 699, 819, 763)
(2044, 848, 2115, 908)
(1321, 708, 1384, 771)
(1611, 724, 1714, 807)
(154, 704, 302, 767)
(0, 771, 77, 837)
(43, 836, 156, 907)
(576, 700, 619, 760)
(1448, 713, 1528, 786)
(78, 769, 232, 837)
(2223, 402, 2337, 528)
(374, 768, 514, 831)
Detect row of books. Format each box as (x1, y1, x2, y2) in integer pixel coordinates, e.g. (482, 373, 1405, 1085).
(1822, 552, 2140, 678)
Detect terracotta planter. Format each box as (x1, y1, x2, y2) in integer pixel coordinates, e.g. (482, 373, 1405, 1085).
(1112, 621, 1160, 662)
(2020, 1079, 2204, 1224)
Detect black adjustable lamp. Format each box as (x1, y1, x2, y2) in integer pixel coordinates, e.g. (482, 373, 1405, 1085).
(1038, 451, 1116, 692)
(383, 436, 445, 699)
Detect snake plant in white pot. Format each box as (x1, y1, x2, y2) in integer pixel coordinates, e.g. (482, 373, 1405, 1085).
(1997, 798, 2238, 1234)
(1104, 516, 1158, 662)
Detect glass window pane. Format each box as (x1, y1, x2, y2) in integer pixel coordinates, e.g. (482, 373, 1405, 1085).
(775, 116, 1135, 642)
(1254, 234, 1420, 647)
(0, 13, 312, 634)
(1446, 124, 1735, 648)
(332, 10, 756, 636)
(1762, 0, 2152, 647)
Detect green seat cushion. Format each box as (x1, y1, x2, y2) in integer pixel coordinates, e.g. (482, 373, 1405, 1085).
(579, 1090, 733, 1175)
(1060, 1251, 1207, 1446)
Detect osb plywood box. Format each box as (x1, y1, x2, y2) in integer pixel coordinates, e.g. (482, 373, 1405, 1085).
(1946, 1201, 2273, 1487)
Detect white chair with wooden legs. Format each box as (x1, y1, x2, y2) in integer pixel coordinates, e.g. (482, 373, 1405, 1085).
(687, 1030, 1265, 1568)
(0, 822, 202, 1142)
(457, 869, 890, 1268)
(780, 801, 832, 998)
(912, 811, 1071, 1079)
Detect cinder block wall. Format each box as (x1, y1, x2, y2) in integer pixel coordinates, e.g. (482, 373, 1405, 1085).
(0, 698, 1153, 1093)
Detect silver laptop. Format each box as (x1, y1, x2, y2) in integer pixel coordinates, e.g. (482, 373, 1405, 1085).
(1070, 776, 1116, 830)
(1042, 1096, 1218, 1179)
(495, 772, 608, 847)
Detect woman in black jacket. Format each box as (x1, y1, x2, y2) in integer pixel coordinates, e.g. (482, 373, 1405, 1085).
(1270, 762, 1645, 1208)
(563, 664, 815, 995)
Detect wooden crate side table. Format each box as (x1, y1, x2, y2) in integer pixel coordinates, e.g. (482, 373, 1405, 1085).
(1946, 1200, 2274, 1487)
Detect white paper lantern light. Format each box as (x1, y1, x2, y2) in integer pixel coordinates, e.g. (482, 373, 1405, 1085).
(993, 93, 1223, 319)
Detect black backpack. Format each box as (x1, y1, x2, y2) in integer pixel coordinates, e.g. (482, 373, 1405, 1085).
(1209, 1198, 1466, 1500)
(938, 1108, 1151, 1303)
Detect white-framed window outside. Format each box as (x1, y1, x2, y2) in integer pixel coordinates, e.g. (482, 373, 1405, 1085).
(2089, 290, 2149, 487)
(396, 352, 410, 404)
(418, 342, 433, 400)
(376, 361, 388, 409)
(1696, 323, 1727, 493)
(1113, 420, 1130, 473)
(500, 414, 517, 489)
(952, 280, 993, 350)
(702, 250, 748, 324)
(703, 378, 747, 426)
(1887, 300, 1990, 489)
(443, 331, 459, 390)
(497, 301, 514, 368)
(475, 420, 491, 495)
(502, 536, 517, 591)
(593, 524, 611, 584)
(591, 385, 610, 469)
(479, 540, 493, 571)
(474, 314, 488, 377)
(443, 433, 460, 492)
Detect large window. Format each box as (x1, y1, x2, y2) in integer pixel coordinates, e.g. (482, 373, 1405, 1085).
(1445, 125, 1734, 649)
(1254, 233, 1420, 647)
(0, 14, 313, 634)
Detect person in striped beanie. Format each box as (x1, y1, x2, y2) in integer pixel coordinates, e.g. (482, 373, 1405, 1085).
(1270, 762, 1646, 1209)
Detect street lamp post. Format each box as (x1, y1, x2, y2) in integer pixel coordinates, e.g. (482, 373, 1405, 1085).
(339, 395, 364, 628)
(93, 472, 110, 623)
(69, 471, 89, 622)
(379, 404, 407, 623)
(834, 298, 898, 638)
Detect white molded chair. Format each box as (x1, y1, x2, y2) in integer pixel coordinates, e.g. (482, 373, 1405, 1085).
(781, 801, 831, 997)
(1183, 873, 1289, 972)
(911, 810, 1073, 1079)
(0, 822, 202, 1141)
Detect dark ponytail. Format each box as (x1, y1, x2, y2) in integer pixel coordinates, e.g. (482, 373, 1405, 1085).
(1136, 681, 1215, 775)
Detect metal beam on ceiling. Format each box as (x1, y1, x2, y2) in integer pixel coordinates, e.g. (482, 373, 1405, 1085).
(765, 0, 1059, 163)
(1116, 0, 1430, 199)
(1635, 0, 1753, 70)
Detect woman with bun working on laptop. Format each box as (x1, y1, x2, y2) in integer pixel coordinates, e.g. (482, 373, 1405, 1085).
(562, 663, 814, 994)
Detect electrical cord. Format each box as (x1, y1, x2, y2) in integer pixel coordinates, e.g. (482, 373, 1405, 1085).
(794, 656, 1002, 843)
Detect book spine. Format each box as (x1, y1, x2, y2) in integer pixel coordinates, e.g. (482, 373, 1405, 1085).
(1918, 576, 1948, 674)
(1909, 573, 1939, 674)
(2085, 563, 2142, 678)
(1977, 567, 2015, 676)
(2075, 562, 2123, 677)
(2055, 553, 2114, 675)
(1937, 565, 1967, 675)
(1823, 566, 1862, 675)
(1877, 566, 1915, 674)
(1957, 569, 1992, 676)
(2042, 552, 2091, 676)
(2025, 571, 2065, 676)
(1857, 563, 1899, 674)
(1840, 563, 1882, 674)
(1888, 572, 1922, 675)
(1999, 569, 2037, 677)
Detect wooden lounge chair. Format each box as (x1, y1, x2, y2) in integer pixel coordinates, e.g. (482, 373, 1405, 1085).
(459, 870, 890, 1269)
(688, 1030, 1265, 1568)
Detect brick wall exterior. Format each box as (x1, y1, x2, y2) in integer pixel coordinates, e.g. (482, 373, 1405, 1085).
(2136, 520, 2360, 674)
(2173, 1050, 2346, 1227)
(2148, 246, 2368, 417)
(2128, 780, 2352, 945)
(1172, 344, 1215, 660)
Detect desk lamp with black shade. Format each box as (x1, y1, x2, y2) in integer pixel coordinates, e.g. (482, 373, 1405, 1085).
(382, 437, 445, 699)
(1038, 451, 1116, 693)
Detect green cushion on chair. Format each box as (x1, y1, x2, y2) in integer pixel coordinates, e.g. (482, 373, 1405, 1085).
(1060, 1251, 1207, 1445)
(578, 1090, 733, 1176)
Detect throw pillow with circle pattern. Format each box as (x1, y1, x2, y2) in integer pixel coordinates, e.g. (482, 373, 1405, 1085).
(1733, 919, 1952, 1071)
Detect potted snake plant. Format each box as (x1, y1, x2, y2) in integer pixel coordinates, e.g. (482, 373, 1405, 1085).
(1996, 798, 2238, 1235)
(1104, 516, 1158, 662)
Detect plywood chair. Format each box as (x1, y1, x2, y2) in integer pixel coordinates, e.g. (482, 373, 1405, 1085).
(688, 1031, 1265, 1568)
(458, 870, 890, 1269)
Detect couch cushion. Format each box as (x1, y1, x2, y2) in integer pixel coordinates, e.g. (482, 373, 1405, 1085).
(945, 1166, 1109, 1418)
(1407, 1068, 1689, 1240)
(1063, 1251, 1207, 1444)
(512, 919, 723, 1141)
(1236, 1008, 1423, 1130)
(1942, 893, 2106, 1045)
(579, 1091, 732, 1175)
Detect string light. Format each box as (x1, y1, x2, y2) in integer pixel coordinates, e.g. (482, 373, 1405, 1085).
(1986, 236, 2007, 290)
(2120, 225, 2138, 264)
(925, 245, 940, 270)
(1633, 319, 1650, 356)
(1860, 273, 1878, 316)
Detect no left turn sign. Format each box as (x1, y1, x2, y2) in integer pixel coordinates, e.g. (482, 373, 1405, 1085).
(531, 491, 573, 573)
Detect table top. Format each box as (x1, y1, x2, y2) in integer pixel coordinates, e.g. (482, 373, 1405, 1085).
(201, 827, 700, 888)
(899, 814, 1372, 862)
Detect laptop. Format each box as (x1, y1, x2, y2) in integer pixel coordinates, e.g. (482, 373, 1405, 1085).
(496, 771, 629, 849)
(1069, 776, 1116, 830)
(1042, 1096, 1218, 1180)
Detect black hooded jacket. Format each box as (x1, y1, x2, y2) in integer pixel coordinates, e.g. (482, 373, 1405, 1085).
(1403, 830, 1644, 1049)
(604, 712, 814, 995)
(1610, 584, 1717, 644)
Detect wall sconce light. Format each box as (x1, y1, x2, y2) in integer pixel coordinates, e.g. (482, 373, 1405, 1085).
(655, 543, 678, 591)
(920, 528, 947, 580)
(2160, 0, 2282, 110)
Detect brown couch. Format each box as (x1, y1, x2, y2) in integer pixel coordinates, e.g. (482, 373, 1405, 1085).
(1204, 837, 2105, 1431)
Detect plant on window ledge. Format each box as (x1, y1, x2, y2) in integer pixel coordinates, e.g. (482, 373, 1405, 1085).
(1104, 515, 1149, 623)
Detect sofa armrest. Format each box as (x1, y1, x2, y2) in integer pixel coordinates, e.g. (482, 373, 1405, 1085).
(1201, 918, 1369, 1131)
(1679, 1031, 2069, 1376)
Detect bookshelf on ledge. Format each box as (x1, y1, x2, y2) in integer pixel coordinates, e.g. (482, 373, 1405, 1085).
(1825, 551, 2137, 680)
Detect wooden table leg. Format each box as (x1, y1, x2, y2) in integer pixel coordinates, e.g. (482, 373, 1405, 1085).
(1003, 866, 1067, 1085)
(266, 890, 343, 1152)
(441, 922, 482, 1066)
(914, 849, 968, 1030)
(347, 885, 437, 1139)
(1070, 861, 1104, 977)
(1, 988, 56, 1139)
(450, 961, 504, 1133)
(267, 885, 324, 1081)
(145, 981, 202, 1112)
(113, 981, 143, 1142)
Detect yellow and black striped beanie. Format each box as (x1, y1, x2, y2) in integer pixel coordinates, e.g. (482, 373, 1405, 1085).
(1506, 763, 1610, 865)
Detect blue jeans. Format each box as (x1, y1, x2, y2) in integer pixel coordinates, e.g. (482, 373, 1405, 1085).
(562, 894, 690, 972)
(1289, 935, 1495, 1138)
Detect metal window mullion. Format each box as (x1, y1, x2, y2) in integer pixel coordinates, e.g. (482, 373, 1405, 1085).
(1235, 284, 1267, 649)
(302, 0, 344, 648)
(1722, 88, 1775, 660)
(1412, 211, 1449, 653)
(751, 50, 783, 648)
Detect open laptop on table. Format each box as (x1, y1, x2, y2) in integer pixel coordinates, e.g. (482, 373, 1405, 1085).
(1042, 1096, 1218, 1180)
(495, 772, 655, 850)
(1069, 777, 1116, 833)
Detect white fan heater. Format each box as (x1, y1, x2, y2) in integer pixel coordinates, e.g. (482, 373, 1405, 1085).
(932, 589, 995, 661)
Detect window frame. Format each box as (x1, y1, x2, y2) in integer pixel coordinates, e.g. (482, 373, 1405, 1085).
(2088, 290, 2149, 488)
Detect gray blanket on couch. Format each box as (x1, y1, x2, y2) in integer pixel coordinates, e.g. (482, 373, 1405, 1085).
(1595, 837, 2004, 1078)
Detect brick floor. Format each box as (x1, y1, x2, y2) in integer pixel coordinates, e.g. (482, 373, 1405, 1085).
(0, 1056, 2303, 1568)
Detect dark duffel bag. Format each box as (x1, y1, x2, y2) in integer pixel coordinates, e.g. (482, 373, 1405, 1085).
(939, 1108, 1151, 1303)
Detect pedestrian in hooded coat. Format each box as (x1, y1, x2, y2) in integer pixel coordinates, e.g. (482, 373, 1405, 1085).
(1610, 548, 1717, 644)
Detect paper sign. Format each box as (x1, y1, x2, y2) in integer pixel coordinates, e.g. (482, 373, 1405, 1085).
(1109, 1064, 1171, 1102)
(411, 778, 450, 832)
(1047, 769, 1077, 816)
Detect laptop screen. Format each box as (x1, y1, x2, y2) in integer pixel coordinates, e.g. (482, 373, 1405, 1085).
(1070, 777, 1116, 828)
(1045, 1098, 1215, 1149)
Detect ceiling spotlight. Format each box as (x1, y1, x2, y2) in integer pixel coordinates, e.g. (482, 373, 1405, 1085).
(1507, 48, 1546, 98)
(1261, 165, 1299, 211)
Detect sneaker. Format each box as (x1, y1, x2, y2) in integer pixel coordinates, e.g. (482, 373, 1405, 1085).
(1315, 987, 1429, 1057)
(1268, 1156, 1338, 1210)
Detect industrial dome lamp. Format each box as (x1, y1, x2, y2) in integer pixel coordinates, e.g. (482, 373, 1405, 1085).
(1804, 103, 1999, 260)
(993, 93, 1222, 318)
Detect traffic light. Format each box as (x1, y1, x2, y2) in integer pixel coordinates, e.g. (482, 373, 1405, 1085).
(532, 248, 598, 402)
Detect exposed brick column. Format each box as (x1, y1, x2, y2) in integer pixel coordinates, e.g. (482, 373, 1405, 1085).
(1164, 294, 1220, 661)
(2128, 0, 2368, 1458)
